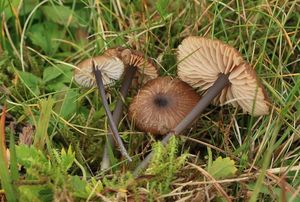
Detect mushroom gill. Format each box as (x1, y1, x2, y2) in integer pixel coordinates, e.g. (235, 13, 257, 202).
(74, 55, 124, 88)
(177, 36, 269, 116)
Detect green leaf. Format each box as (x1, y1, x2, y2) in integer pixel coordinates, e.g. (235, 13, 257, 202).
(19, 185, 53, 202)
(60, 147, 75, 172)
(16, 145, 52, 180)
(68, 176, 90, 198)
(43, 64, 72, 84)
(56, 65, 73, 83)
(41, 5, 80, 28)
(53, 89, 79, 120)
(47, 82, 67, 92)
(146, 136, 188, 194)
(16, 145, 49, 168)
(28, 22, 63, 55)
(17, 70, 42, 95)
(43, 67, 63, 83)
(43, 64, 73, 91)
(59, 89, 79, 119)
(207, 157, 237, 179)
(3, 0, 39, 20)
(156, 0, 171, 19)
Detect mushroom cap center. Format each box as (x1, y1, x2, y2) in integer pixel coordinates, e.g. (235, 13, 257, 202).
(128, 77, 201, 135)
(153, 94, 169, 107)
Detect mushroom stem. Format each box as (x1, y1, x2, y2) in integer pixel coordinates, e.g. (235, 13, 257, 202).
(113, 66, 137, 124)
(133, 73, 230, 176)
(92, 63, 132, 162)
(101, 66, 137, 170)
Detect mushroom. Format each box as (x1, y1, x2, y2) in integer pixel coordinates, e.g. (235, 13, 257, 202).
(74, 55, 132, 161)
(74, 55, 124, 87)
(178, 37, 269, 114)
(128, 77, 201, 135)
(174, 36, 269, 134)
(133, 37, 270, 175)
(122, 49, 158, 85)
(101, 47, 159, 169)
(104, 47, 158, 86)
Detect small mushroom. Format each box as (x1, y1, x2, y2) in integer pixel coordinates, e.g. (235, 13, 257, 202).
(74, 55, 124, 87)
(103, 47, 125, 59)
(100, 63, 136, 170)
(128, 77, 201, 135)
(74, 56, 132, 161)
(104, 47, 158, 85)
(101, 47, 159, 169)
(122, 49, 158, 84)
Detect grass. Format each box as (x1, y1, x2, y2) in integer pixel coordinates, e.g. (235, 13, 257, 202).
(0, 0, 299, 201)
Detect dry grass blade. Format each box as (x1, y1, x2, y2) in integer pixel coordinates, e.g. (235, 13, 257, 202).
(0, 106, 8, 167)
(187, 162, 232, 202)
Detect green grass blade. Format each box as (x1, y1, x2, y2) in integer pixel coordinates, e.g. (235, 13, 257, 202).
(249, 118, 282, 202)
(9, 132, 19, 182)
(33, 98, 55, 150)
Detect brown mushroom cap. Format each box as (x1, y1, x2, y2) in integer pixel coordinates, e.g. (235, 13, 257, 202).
(123, 49, 158, 80)
(104, 47, 159, 85)
(103, 47, 126, 59)
(177, 36, 269, 116)
(129, 77, 201, 134)
(74, 55, 124, 87)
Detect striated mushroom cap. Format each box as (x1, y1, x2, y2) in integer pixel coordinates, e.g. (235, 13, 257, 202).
(129, 77, 201, 134)
(177, 36, 269, 116)
(103, 47, 126, 59)
(74, 55, 124, 88)
(104, 47, 159, 85)
(122, 49, 158, 81)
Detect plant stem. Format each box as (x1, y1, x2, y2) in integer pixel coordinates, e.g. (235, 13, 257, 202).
(92, 63, 132, 162)
(113, 66, 137, 130)
(101, 66, 137, 170)
(133, 73, 230, 176)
